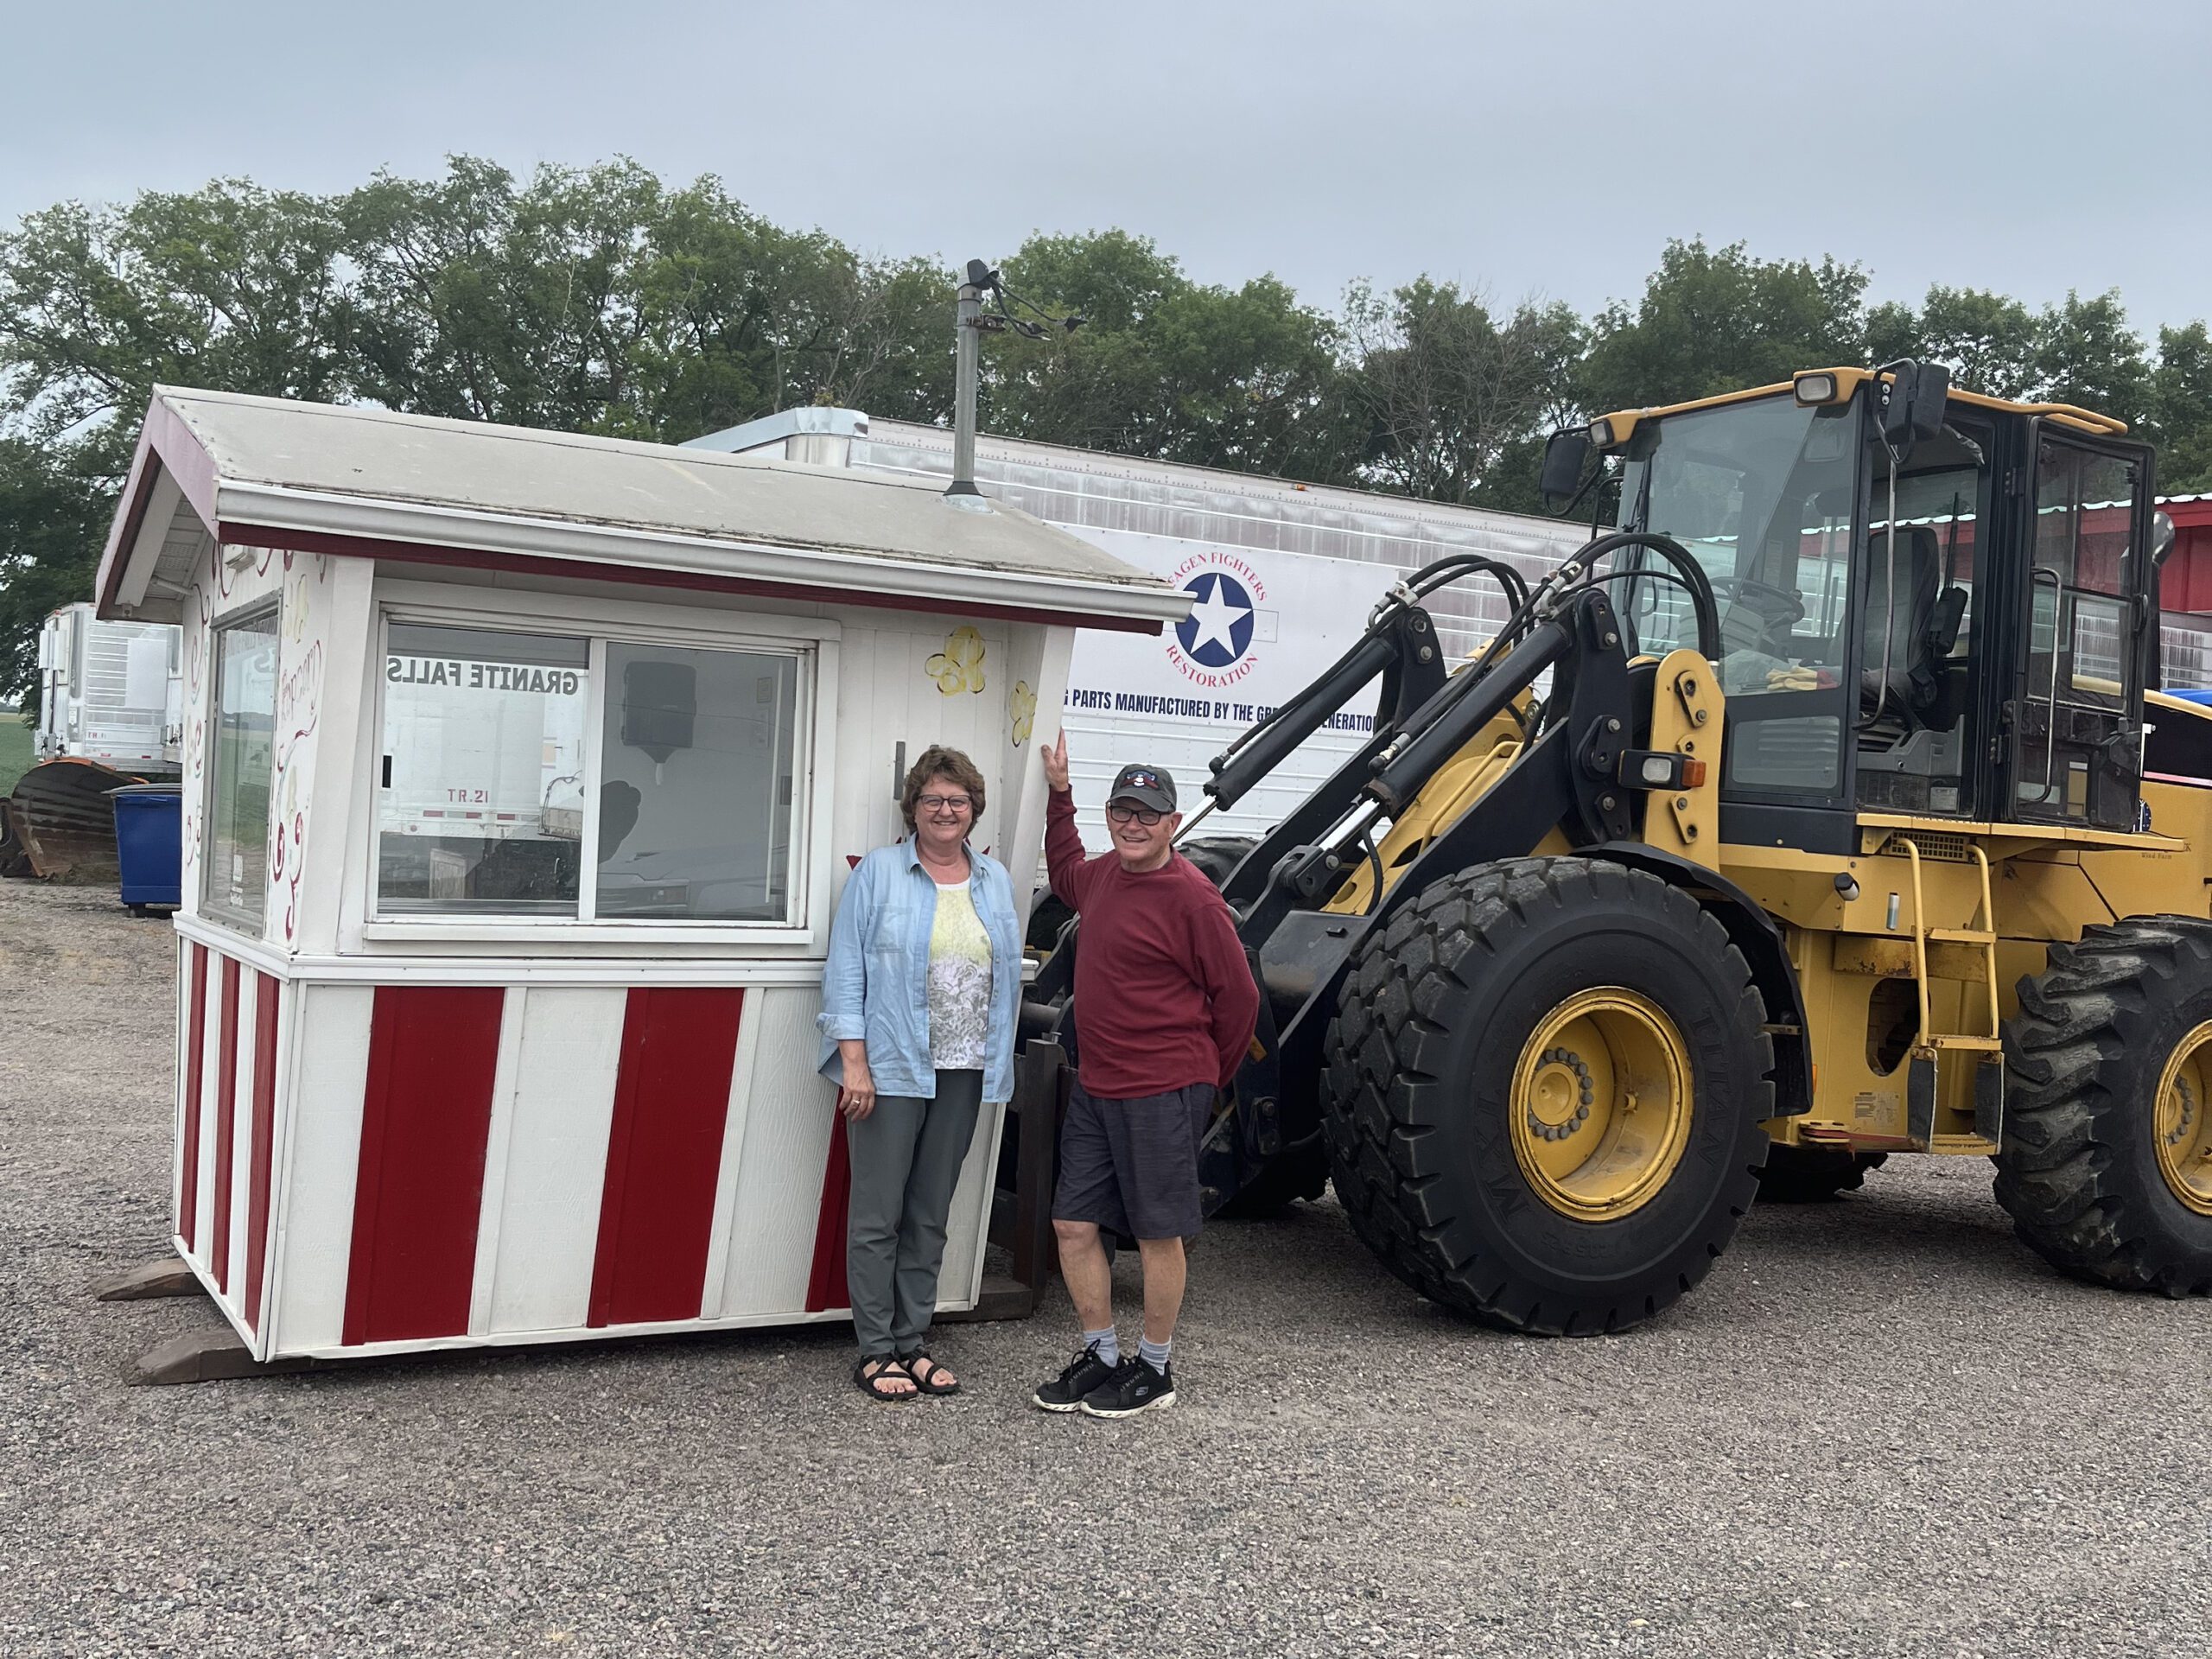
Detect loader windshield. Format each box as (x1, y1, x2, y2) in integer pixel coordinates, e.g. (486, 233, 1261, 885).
(1618, 392, 1860, 797)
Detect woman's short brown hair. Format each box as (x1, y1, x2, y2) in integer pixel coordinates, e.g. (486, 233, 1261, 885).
(899, 746, 988, 835)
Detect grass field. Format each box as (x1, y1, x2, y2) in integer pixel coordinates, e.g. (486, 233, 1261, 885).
(0, 715, 33, 797)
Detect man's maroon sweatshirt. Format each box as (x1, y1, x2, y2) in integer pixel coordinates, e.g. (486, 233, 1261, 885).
(1046, 789, 1261, 1098)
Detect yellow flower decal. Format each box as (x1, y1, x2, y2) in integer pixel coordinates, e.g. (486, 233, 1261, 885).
(1009, 680, 1037, 747)
(926, 626, 987, 696)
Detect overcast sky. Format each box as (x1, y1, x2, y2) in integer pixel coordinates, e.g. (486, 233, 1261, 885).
(6, 0, 2209, 334)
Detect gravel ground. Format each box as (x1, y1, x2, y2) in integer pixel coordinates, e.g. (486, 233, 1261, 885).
(3, 877, 2209, 1657)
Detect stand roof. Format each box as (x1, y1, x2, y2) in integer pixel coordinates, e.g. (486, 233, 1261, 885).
(95, 388, 1185, 633)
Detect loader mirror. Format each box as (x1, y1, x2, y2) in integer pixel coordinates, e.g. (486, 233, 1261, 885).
(2152, 509, 2177, 569)
(1879, 359, 1951, 449)
(1540, 427, 1592, 510)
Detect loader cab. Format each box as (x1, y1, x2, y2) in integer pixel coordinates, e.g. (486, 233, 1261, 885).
(1605, 372, 2156, 844)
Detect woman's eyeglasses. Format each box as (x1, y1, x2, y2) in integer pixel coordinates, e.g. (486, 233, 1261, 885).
(1107, 804, 1165, 826)
(917, 794, 972, 815)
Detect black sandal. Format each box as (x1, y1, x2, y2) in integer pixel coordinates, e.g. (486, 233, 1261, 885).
(899, 1350, 961, 1396)
(853, 1355, 916, 1402)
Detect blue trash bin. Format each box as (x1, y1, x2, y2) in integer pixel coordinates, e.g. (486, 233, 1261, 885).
(111, 783, 183, 912)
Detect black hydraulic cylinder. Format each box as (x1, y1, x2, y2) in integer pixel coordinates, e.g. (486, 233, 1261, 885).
(1364, 617, 1572, 814)
(1206, 628, 1401, 810)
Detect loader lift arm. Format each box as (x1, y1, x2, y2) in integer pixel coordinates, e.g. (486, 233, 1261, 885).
(1171, 536, 1811, 1214)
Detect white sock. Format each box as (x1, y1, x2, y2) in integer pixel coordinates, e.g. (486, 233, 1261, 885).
(1138, 1335, 1172, 1372)
(1084, 1325, 1119, 1365)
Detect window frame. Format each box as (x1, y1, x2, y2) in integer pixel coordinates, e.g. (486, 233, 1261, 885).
(358, 582, 839, 950)
(200, 599, 283, 936)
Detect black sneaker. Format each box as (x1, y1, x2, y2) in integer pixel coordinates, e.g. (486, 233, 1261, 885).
(1079, 1355, 1176, 1418)
(1031, 1342, 1119, 1413)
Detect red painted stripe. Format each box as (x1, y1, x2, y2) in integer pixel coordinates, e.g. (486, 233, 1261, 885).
(244, 974, 282, 1332)
(210, 957, 241, 1292)
(179, 943, 208, 1246)
(587, 988, 746, 1327)
(804, 1109, 854, 1313)
(342, 987, 505, 1345)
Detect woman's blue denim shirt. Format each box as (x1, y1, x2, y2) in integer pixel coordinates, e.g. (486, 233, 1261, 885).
(817, 836, 1023, 1104)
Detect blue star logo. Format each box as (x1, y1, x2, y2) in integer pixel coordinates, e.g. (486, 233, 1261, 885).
(1176, 573, 1255, 669)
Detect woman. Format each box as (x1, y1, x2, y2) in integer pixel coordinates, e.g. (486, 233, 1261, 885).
(817, 746, 1022, 1401)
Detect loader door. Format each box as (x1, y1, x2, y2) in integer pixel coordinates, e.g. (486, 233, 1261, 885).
(2005, 433, 2150, 829)
(1853, 424, 1994, 817)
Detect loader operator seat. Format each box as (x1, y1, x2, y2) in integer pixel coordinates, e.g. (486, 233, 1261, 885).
(1857, 524, 1951, 731)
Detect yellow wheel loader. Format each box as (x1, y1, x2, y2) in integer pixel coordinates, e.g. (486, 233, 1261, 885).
(1030, 360, 2212, 1332)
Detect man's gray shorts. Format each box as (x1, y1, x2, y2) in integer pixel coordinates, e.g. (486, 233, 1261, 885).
(1052, 1080, 1216, 1242)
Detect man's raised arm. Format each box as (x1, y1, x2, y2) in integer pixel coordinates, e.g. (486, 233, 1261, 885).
(1041, 729, 1091, 908)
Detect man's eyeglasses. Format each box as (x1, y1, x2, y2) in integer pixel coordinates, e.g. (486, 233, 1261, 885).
(1108, 804, 1164, 826)
(917, 794, 972, 815)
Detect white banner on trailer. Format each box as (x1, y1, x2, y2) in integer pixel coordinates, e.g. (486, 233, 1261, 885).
(1052, 528, 1392, 842)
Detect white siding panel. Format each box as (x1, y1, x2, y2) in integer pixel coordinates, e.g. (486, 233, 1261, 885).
(467, 989, 530, 1334)
(268, 983, 372, 1355)
(715, 987, 837, 1319)
(935, 1099, 1004, 1313)
(697, 989, 767, 1319)
(219, 969, 263, 1316)
(482, 988, 626, 1335)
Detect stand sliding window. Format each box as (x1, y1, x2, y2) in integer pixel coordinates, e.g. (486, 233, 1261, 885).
(373, 620, 807, 925)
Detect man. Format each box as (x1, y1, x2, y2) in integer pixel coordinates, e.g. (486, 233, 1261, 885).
(1030, 731, 1261, 1418)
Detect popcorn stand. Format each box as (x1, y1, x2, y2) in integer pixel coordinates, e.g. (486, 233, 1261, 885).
(91, 387, 1184, 1379)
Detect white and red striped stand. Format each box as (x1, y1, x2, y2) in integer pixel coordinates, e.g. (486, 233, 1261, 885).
(92, 390, 1186, 1376)
(170, 937, 998, 1363)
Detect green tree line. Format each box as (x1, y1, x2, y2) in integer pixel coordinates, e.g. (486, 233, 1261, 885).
(4, 156, 2209, 699)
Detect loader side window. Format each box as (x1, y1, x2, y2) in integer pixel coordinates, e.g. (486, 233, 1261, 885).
(2013, 440, 2142, 827)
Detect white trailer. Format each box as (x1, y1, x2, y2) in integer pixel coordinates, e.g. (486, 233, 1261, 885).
(35, 601, 183, 775)
(686, 410, 1599, 842)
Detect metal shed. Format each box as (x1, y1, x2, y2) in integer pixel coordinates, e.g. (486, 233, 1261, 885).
(94, 386, 1183, 1373)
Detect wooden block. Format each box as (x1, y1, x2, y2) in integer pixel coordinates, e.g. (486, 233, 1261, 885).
(90, 1258, 204, 1302)
(130, 1328, 315, 1386)
(937, 1273, 1035, 1324)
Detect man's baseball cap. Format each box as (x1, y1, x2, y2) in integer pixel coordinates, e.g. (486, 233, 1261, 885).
(1107, 762, 1177, 813)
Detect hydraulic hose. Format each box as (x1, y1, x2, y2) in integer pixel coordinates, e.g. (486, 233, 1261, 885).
(1548, 531, 1720, 661)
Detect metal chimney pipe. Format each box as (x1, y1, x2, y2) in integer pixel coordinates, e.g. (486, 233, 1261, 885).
(947, 268, 984, 500)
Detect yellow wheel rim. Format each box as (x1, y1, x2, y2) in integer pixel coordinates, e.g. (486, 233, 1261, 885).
(1509, 988, 1694, 1220)
(2153, 1020, 2212, 1217)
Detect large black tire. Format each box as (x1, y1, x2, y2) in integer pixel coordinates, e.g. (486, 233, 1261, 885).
(1755, 1142, 1887, 1203)
(1323, 856, 1774, 1334)
(1025, 891, 1073, 952)
(1178, 835, 1260, 889)
(1998, 918, 2212, 1296)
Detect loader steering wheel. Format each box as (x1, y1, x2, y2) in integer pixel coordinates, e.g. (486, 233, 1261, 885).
(1706, 575, 1805, 625)
(1705, 575, 1806, 646)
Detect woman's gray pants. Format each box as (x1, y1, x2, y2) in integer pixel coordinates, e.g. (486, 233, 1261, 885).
(845, 1069, 984, 1356)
